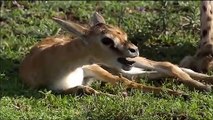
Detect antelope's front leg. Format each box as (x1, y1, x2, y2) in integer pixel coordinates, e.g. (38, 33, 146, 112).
(83, 64, 186, 97)
(63, 85, 115, 97)
(63, 85, 99, 95)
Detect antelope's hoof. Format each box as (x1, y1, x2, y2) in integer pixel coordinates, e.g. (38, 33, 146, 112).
(181, 94, 191, 101)
(204, 85, 212, 92)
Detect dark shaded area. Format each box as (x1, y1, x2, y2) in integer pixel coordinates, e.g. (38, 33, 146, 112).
(139, 41, 197, 64)
(0, 56, 44, 99)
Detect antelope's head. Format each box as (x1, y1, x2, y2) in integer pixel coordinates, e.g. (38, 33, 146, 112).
(53, 12, 139, 71)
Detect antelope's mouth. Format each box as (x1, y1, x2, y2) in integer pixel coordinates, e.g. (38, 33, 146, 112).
(117, 57, 135, 71)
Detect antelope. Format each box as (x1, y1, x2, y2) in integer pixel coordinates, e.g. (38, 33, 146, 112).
(20, 12, 184, 96)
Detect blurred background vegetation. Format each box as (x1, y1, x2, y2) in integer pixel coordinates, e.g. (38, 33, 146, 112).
(0, 1, 201, 63)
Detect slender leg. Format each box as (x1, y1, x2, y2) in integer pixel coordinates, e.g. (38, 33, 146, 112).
(128, 57, 212, 92)
(83, 64, 186, 96)
(121, 66, 213, 84)
(62, 85, 98, 95)
(181, 68, 213, 84)
(63, 85, 115, 97)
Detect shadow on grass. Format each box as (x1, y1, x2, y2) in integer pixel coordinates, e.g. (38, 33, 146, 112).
(0, 56, 45, 99)
(137, 40, 197, 64)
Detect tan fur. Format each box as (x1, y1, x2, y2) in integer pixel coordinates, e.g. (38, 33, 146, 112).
(20, 12, 185, 96)
(180, 1, 213, 73)
(103, 56, 212, 92)
(125, 57, 213, 92)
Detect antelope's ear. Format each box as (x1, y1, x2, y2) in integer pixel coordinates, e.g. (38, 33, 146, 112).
(89, 12, 106, 27)
(52, 17, 88, 39)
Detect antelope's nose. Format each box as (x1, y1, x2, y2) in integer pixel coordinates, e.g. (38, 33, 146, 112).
(128, 46, 139, 57)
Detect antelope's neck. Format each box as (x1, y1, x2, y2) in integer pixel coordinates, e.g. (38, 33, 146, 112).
(64, 39, 95, 68)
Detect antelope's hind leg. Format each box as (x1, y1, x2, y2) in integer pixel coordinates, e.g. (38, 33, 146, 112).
(180, 68, 213, 84)
(152, 62, 212, 92)
(129, 57, 212, 92)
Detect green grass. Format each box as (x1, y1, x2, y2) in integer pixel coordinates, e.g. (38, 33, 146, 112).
(0, 1, 213, 120)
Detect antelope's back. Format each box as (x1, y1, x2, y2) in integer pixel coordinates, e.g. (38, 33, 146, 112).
(19, 35, 74, 88)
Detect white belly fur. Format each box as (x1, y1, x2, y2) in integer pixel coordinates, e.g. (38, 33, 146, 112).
(121, 67, 157, 75)
(51, 67, 84, 91)
(121, 67, 146, 75)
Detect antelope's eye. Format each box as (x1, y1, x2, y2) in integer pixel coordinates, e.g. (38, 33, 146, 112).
(101, 37, 114, 46)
